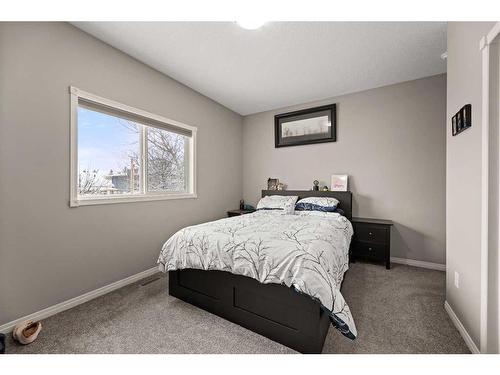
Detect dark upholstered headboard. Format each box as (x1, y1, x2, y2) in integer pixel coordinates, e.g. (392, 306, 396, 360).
(261, 190, 352, 220)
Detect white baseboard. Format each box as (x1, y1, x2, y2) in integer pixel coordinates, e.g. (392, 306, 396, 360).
(0, 266, 159, 334)
(444, 301, 480, 354)
(390, 256, 446, 271)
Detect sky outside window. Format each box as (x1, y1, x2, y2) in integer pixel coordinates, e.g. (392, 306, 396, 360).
(78, 106, 140, 176)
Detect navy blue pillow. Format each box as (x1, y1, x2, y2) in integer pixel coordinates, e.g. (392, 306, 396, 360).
(295, 202, 337, 212)
(334, 207, 345, 216)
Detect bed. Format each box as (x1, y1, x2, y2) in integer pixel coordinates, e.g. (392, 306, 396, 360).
(157, 190, 355, 353)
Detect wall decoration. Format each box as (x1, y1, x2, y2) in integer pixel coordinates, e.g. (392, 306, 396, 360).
(267, 178, 279, 190)
(452, 104, 472, 136)
(274, 104, 336, 147)
(331, 175, 348, 191)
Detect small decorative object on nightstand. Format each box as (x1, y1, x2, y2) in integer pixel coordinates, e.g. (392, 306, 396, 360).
(350, 217, 393, 269)
(227, 209, 256, 217)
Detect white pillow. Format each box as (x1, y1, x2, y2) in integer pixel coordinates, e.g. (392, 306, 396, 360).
(256, 195, 298, 215)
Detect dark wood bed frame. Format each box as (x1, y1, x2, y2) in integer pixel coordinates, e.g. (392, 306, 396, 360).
(168, 190, 352, 353)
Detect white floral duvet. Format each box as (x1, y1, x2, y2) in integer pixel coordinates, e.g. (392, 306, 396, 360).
(157, 211, 357, 339)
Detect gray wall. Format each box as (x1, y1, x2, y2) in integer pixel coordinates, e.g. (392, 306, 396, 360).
(243, 75, 447, 264)
(0, 22, 243, 325)
(446, 22, 496, 350)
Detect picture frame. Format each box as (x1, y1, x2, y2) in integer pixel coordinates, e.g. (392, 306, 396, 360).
(274, 104, 336, 148)
(267, 178, 279, 190)
(330, 174, 348, 192)
(452, 104, 472, 136)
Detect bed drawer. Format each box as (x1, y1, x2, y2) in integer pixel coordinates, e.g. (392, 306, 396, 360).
(233, 286, 303, 331)
(176, 268, 226, 300)
(169, 269, 330, 353)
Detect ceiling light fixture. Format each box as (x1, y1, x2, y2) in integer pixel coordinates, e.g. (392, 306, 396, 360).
(236, 20, 266, 30)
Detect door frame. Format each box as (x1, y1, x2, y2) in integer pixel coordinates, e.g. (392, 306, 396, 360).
(480, 21, 500, 354)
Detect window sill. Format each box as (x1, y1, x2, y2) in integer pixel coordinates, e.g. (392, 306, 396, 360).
(70, 192, 198, 207)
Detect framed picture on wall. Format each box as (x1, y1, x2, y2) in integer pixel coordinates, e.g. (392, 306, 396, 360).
(274, 104, 336, 148)
(452, 104, 472, 136)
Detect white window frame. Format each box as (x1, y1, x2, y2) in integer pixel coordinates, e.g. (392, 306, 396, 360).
(69, 86, 197, 207)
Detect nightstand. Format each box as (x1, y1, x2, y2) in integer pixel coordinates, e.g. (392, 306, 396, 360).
(227, 209, 256, 217)
(351, 217, 393, 269)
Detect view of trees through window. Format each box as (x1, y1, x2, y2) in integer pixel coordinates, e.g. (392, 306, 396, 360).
(147, 127, 186, 192)
(78, 106, 188, 197)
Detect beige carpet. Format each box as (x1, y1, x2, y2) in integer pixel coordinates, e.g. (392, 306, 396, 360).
(5, 262, 470, 354)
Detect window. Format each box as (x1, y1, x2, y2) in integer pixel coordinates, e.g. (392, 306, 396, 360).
(70, 87, 197, 206)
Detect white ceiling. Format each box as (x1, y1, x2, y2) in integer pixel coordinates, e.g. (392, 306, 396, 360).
(72, 22, 447, 115)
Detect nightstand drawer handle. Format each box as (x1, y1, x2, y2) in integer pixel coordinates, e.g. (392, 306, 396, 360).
(368, 247, 373, 251)
(369, 232, 373, 236)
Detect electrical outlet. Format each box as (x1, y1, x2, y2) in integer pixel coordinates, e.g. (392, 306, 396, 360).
(454, 271, 460, 289)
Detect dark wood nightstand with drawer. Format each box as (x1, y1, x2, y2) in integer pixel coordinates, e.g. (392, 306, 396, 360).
(227, 209, 256, 217)
(351, 217, 393, 269)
